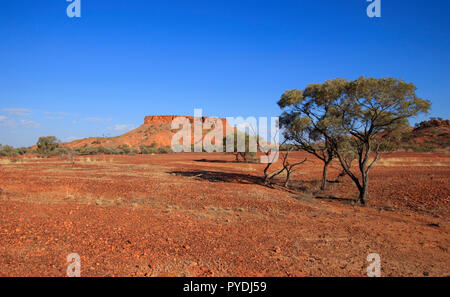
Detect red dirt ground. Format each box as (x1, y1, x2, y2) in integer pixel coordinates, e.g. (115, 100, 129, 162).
(0, 152, 448, 276)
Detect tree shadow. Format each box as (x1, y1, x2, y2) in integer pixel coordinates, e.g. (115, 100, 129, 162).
(169, 170, 264, 185)
(314, 195, 358, 204)
(326, 180, 343, 184)
(194, 159, 239, 164)
(194, 159, 259, 164)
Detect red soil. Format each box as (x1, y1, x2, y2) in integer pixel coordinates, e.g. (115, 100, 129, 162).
(406, 119, 450, 150)
(0, 152, 448, 276)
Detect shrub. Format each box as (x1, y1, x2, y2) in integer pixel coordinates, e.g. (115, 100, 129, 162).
(223, 131, 259, 162)
(110, 148, 124, 155)
(36, 136, 61, 157)
(74, 146, 100, 155)
(119, 145, 131, 154)
(16, 147, 30, 155)
(70, 144, 172, 156)
(0, 145, 19, 157)
(157, 146, 172, 154)
(140, 145, 158, 154)
(50, 146, 73, 156)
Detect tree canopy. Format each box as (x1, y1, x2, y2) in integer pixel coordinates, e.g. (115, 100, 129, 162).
(279, 76, 431, 204)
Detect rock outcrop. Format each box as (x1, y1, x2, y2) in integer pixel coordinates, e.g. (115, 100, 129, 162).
(65, 115, 234, 149)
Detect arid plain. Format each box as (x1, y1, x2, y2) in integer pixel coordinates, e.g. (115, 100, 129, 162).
(0, 151, 448, 276)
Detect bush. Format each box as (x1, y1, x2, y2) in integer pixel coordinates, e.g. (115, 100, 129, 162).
(157, 146, 172, 154)
(49, 147, 72, 156)
(280, 144, 299, 151)
(140, 145, 158, 154)
(36, 136, 61, 157)
(16, 147, 30, 155)
(68, 144, 172, 156)
(223, 131, 259, 162)
(119, 144, 131, 154)
(0, 145, 19, 157)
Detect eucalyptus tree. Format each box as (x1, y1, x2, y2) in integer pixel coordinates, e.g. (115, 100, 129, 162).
(36, 136, 61, 157)
(329, 77, 431, 205)
(278, 78, 348, 190)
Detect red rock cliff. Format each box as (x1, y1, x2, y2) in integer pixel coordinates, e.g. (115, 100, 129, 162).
(144, 115, 231, 129)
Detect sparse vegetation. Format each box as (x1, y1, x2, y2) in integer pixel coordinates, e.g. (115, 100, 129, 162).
(279, 77, 431, 205)
(36, 136, 61, 157)
(278, 79, 348, 191)
(0, 144, 19, 157)
(330, 77, 430, 205)
(223, 131, 259, 163)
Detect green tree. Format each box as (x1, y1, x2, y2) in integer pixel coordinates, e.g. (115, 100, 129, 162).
(329, 77, 431, 205)
(278, 78, 348, 190)
(223, 131, 258, 163)
(36, 136, 61, 157)
(0, 144, 18, 157)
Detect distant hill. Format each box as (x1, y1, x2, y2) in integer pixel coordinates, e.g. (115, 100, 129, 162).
(63, 116, 449, 153)
(64, 115, 234, 149)
(400, 119, 450, 152)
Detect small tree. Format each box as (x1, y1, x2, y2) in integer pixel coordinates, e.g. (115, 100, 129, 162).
(258, 147, 307, 187)
(330, 77, 431, 205)
(281, 150, 307, 188)
(261, 150, 284, 185)
(0, 145, 18, 157)
(278, 79, 348, 190)
(223, 131, 258, 163)
(36, 136, 61, 157)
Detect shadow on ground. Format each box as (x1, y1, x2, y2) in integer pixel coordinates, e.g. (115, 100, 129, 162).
(314, 195, 358, 204)
(194, 159, 258, 164)
(194, 159, 238, 164)
(169, 170, 263, 185)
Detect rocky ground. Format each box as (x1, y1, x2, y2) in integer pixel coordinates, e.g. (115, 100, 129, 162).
(0, 152, 448, 276)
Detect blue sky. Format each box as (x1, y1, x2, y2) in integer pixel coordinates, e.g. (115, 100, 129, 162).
(1, 0, 449, 147)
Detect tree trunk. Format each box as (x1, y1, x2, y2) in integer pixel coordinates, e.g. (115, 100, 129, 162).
(335, 170, 346, 183)
(320, 161, 330, 191)
(284, 170, 291, 188)
(359, 176, 369, 205)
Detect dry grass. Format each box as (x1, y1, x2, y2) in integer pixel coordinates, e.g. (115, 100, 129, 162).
(77, 157, 115, 164)
(376, 157, 450, 167)
(0, 159, 12, 165)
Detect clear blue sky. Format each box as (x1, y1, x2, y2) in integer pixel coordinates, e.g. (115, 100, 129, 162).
(1, 0, 449, 147)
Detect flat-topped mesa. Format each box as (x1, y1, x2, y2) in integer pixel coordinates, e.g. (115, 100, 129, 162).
(144, 115, 231, 128)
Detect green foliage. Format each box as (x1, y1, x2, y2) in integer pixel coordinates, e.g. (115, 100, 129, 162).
(0, 144, 19, 157)
(36, 136, 61, 157)
(401, 143, 436, 152)
(414, 118, 449, 130)
(140, 142, 159, 154)
(75, 146, 105, 155)
(279, 144, 299, 151)
(278, 79, 349, 159)
(278, 79, 348, 189)
(157, 146, 172, 154)
(49, 146, 72, 156)
(279, 76, 431, 204)
(16, 147, 30, 155)
(72, 143, 172, 156)
(223, 131, 259, 163)
(119, 144, 131, 154)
